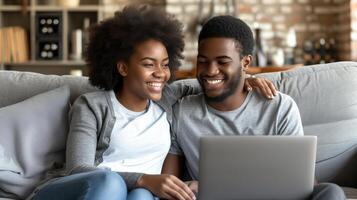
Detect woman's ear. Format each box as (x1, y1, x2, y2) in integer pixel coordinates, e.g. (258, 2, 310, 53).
(117, 61, 128, 77)
(241, 55, 252, 71)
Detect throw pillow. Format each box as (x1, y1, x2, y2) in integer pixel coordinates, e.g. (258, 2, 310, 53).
(0, 86, 70, 199)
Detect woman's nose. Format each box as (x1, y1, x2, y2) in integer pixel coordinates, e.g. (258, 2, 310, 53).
(153, 65, 165, 78)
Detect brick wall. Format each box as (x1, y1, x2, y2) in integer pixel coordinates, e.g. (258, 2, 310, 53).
(166, 0, 238, 65)
(166, 0, 355, 65)
(336, 0, 351, 60)
(351, 0, 357, 60)
(103, 0, 356, 65)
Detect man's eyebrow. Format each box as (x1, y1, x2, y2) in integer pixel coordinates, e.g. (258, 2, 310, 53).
(216, 56, 232, 60)
(197, 55, 233, 60)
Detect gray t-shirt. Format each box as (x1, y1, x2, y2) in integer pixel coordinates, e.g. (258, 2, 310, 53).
(169, 91, 303, 180)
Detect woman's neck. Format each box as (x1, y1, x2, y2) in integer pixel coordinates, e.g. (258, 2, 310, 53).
(116, 88, 148, 112)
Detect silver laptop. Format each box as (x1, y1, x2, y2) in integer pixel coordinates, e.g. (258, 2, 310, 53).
(198, 136, 317, 200)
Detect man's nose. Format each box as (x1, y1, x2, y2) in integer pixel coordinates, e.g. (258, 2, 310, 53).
(206, 62, 219, 76)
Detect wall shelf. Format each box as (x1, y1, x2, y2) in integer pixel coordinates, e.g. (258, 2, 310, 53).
(0, 6, 23, 11)
(3, 60, 86, 67)
(34, 5, 101, 12)
(0, 0, 106, 75)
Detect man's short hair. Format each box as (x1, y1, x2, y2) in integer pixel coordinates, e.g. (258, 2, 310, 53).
(198, 15, 254, 57)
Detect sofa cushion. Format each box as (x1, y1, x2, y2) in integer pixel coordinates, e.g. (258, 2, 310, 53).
(259, 61, 357, 186)
(305, 119, 357, 184)
(0, 86, 70, 199)
(304, 118, 357, 163)
(0, 70, 97, 108)
(259, 61, 357, 126)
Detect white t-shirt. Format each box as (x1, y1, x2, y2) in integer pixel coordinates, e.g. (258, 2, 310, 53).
(98, 91, 171, 174)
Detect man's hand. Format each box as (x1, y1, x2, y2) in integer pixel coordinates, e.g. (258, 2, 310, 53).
(185, 180, 199, 193)
(244, 75, 277, 99)
(137, 174, 196, 200)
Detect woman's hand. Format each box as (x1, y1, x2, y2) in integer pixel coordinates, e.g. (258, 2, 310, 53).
(137, 174, 196, 200)
(244, 75, 277, 99)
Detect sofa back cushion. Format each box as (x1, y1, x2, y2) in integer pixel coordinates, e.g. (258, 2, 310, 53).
(260, 61, 357, 186)
(0, 86, 70, 199)
(262, 62, 357, 126)
(0, 71, 98, 108)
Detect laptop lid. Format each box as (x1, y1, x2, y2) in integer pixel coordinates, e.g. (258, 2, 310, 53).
(198, 136, 317, 200)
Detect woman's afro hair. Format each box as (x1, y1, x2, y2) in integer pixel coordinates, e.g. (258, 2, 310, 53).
(86, 5, 184, 91)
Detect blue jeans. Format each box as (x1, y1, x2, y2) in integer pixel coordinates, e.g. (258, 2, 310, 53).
(33, 170, 156, 200)
(312, 183, 346, 200)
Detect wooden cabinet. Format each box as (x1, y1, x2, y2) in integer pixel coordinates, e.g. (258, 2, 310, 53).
(246, 64, 303, 75)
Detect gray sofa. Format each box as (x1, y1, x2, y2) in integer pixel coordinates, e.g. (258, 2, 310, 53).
(0, 61, 356, 199)
(260, 61, 357, 199)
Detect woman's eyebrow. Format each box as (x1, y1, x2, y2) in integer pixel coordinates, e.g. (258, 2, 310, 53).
(140, 57, 169, 61)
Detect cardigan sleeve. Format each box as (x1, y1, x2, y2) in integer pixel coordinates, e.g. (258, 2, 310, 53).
(66, 94, 144, 190)
(160, 78, 202, 106)
(66, 95, 98, 173)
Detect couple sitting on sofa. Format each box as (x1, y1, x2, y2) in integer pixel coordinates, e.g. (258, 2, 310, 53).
(30, 5, 345, 200)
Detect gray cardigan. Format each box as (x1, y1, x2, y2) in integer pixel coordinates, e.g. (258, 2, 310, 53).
(65, 79, 201, 190)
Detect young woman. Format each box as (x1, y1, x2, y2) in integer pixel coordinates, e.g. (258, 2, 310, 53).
(32, 5, 276, 200)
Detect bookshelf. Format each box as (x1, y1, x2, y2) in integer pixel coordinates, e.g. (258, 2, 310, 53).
(0, 0, 114, 75)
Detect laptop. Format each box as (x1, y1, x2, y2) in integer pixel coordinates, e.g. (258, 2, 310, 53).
(198, 135, 317, 200)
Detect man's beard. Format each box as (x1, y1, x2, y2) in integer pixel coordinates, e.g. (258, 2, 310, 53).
(200, 70, 243, 103)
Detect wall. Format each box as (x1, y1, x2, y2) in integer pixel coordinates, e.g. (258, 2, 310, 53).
(166, 0, 355, 64)
(104, 0, 356, 64)
(336, 0, 351, 61)
(351, 0, 357, 60)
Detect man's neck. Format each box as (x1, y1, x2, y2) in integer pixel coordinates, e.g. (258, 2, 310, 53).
(207, 86, 248, 112)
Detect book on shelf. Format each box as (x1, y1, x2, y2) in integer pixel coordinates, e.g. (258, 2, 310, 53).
(0, 26, 30, 64)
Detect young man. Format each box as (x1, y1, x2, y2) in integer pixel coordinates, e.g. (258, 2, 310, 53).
(162, 16, 346, 200)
